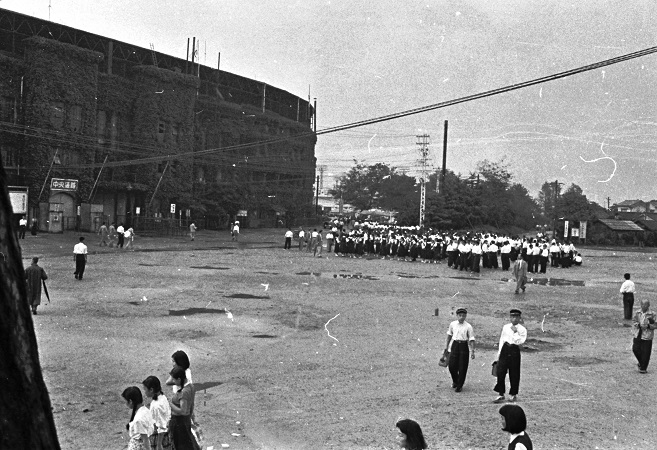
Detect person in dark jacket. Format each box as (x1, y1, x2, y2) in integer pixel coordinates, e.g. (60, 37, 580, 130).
(25, 256, 48, 315)
(499, 404, 533, 450)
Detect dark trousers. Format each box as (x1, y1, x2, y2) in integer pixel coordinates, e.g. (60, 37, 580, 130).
(501, 253, 510, 270)
(471, 254, 481, 272)
(489, 252, 498, 269)
(19, 225, 26, 239)
(551, 252, 559, 267)
(74, 254, 86, 279)
(532, 255, 539, 273)
(117, 233, 125, 248)
(448, 341, 470, 388)
(633, 337, 653, 371)
(623, 293, 635, 320)
(284, 237, 291, 249)
(494, 343, 521, 395)
(539, 256, 548, 273)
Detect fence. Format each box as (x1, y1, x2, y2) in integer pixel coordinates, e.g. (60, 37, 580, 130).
(134, 217, 190, 237)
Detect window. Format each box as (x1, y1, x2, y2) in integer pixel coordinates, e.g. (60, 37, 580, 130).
(0, 145, 18, 167)
(0, 97, 14, 122)
(97, 110, 106, 137)
(157, 121, 165, 143)
(171, 124, 179, 143)
(50, 102, 65, 129)
(69, 105, 82, 132)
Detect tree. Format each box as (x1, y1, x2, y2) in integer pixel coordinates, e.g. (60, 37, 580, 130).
(330, 162, 416, 212)
(0, 162, 61, 448)
(559, 183, 593, 221)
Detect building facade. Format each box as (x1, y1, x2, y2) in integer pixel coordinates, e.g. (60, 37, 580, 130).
(0, 9, 317, 232)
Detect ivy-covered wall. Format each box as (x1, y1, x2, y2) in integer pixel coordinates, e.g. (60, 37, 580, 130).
(1, 29, 317, 230)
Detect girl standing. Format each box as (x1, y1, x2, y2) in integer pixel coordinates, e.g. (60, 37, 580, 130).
(143, 376, 172, 450)
(122, 386, 154, 450)
(168, 367, 199, 450)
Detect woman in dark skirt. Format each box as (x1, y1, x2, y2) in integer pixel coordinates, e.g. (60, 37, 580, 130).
(168, 367, 199, 450)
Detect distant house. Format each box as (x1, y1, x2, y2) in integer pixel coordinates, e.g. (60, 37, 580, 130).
(612, 200, 648, 213)
(588, 218, 645, 245)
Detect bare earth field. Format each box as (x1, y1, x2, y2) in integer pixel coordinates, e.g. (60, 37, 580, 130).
(17, 229, 657, 449)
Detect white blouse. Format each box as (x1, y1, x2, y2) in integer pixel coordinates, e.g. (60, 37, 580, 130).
(129, 406, 154, 440)
(149, 395, 171, 433)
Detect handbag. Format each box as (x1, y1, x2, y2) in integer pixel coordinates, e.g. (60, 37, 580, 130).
(439, 349, 450, 367)
(491, 361, 498, 377)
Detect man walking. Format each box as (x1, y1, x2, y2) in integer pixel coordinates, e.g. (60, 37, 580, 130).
(116, 223, 125, 248)
(298, 228, 305, 251)
(189, 222, 198, 241)
(513, 255, 528, 294)
(18, 216, 27, 239)
(620, 273, 635, 320)
(633, 300, 656, 374)
(98, 222, 109, 246)
(25, 257, 48, 315)
(73, 236, 88, 280)
(284, 228, 293, 249)
(494, 309, 527, 403)
(443, 307, 476, 392)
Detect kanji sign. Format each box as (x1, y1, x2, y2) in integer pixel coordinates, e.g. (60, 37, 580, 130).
(51, 178, 78, 191)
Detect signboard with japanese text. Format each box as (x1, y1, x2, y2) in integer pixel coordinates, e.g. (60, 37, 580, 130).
(50, 178, 78, 191)
(9, 188, 28, 214)
(564, 220, 569, 238)
(170, 204, 176, 214)
(571, 228, 580, 237)
(580, 221, 587, 239)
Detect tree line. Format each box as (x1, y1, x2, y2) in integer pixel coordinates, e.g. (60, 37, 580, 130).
(330, 159, 607, 234)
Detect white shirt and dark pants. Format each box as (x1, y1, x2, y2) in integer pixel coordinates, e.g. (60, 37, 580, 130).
(620, 279, 636, 320)
(494, 323, 527, 397)
(73, 242, 88, 280)
(446, 321, 475, 390)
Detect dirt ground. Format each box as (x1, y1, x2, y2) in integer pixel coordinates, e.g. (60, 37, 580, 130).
(17, 228, 657, 449)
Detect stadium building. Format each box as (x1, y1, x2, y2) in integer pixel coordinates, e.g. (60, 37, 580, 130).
(0, 8, 317, 232)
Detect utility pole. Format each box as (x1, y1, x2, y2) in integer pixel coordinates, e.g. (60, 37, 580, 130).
(439, 120, 448, 194)
(315, 175, 320, 216)
(552, 180, 564, 239)
(607, 196, 611, 210)
(416, 134, 430, 227)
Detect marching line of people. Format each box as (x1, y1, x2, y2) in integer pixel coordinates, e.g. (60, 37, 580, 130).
(286, 223, 583, 273)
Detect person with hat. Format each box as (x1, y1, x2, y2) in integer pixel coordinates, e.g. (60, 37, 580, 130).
(494, 309, 527, 403)
(632, 299, 657, 374)
(443, 307, 476, 392)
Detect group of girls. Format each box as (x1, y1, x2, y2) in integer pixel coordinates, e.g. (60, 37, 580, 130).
(121, 350, 200, 450)
(396, 405, 532, 449)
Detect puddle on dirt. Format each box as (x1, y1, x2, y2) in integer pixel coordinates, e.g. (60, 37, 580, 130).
(190, 265, 230, 270)
(396, 273, 440, 279)
(128, 301, 141, 305)
(450, 276, 481, 281)
(194, 381, 223, 390)
(296, 271, 321, 276)
(225, 293, 270, 299)
(138, 263, 163, 267)
(252, 334, 277, 338)
(255, 271, 280, 275)
(333, 273, 380, 280)
(169, 308, 227, 316)
(531, 278, 584, 286)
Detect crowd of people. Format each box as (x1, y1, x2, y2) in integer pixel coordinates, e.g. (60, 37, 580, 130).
(289, 222, 583, 272)
(97, 222, 135, 249)
(122, 350, 201, 450)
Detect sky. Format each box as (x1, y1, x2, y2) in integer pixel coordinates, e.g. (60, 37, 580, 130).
(4, 0, 657, 205)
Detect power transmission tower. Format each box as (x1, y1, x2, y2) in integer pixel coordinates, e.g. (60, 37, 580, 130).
(416, 134, 430, 227)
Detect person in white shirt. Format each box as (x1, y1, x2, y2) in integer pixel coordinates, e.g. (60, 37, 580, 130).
(297, 228, 305, 251)
(444, 307, 476, 392)
(232, 221, 240, 242)
(326, 231, 334, 253)
(18, 216, 27, 239)
(143, 376, 172, 450)
(121, 386, 154, 450)
(284, 228, 293, 249)
(189, 222, 197, 241)
(494, 309, 528, 403)
(73, 236, 88, 280)
(620, 273, 636, 320)
(116, 223, 125, 248)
